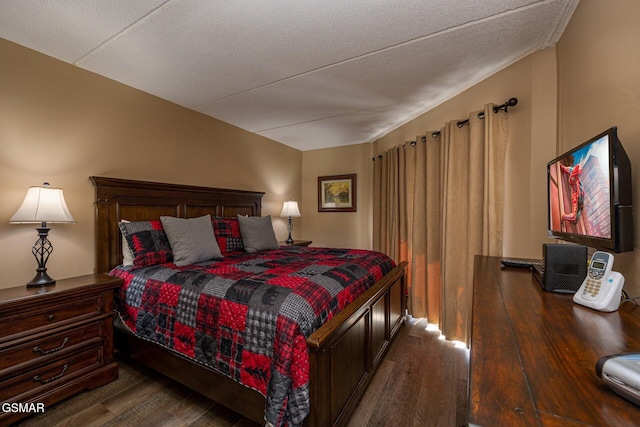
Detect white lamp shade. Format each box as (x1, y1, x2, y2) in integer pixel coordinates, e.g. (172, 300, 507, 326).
(10, 185, 76, 224)
(280, 200, 301, 218)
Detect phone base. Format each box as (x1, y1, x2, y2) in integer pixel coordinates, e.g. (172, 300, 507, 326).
(573, 271, 624, 312)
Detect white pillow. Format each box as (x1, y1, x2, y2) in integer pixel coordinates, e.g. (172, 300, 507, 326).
(160, 214, 222, 266)
(120, 219, 134, 266)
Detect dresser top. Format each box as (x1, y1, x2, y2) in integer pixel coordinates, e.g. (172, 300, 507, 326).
(469, 256, 640, 426)
(0, 274, 122, 308)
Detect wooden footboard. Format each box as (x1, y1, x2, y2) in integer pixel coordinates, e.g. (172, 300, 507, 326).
(92, 176, 407, 426)
(306, 261, 407, 427)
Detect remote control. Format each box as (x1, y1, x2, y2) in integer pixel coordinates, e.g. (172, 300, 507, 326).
(500, 258, 535, 269)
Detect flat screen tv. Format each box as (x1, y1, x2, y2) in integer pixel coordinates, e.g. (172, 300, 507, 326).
(547, 126, 633, 252)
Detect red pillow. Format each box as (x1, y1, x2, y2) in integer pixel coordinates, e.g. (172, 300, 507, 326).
(211, 217, 244, 254)
(118, 220, 173, 268)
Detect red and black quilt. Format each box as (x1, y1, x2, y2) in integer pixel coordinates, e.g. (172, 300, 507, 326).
(110, 246, 395, 426)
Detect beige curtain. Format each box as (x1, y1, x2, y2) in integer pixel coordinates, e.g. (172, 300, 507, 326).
(373, 104, 508, 344)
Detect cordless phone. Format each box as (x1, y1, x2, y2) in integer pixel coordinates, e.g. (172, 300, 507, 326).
(573, 251, 625, 312)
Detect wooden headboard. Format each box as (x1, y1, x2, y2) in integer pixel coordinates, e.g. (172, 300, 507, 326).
(91, 176, 264, 273)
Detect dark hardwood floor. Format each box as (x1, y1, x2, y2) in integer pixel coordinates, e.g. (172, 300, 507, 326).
(14, 318, 469, 427)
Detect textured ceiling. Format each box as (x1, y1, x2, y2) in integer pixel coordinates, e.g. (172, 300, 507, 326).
(0, 0, 579, 151)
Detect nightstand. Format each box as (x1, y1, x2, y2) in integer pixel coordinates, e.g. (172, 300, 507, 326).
(0, 274, 122, 425)
(279, 240, 312, 247)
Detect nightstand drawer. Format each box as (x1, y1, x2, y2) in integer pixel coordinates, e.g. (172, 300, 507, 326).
(1, 294, 103, 340)
(0, 321, 103, 373)
(0, 346, 103, 401)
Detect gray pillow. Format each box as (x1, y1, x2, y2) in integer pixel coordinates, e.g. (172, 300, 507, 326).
(237, 215, 279, 253)
(160, 214, 222, 266)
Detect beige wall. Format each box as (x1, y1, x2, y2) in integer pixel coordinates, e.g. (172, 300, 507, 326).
(556, 0, 640, 293)
(301, 143, 373, 249)
(0, 38, 302, 288)
(372, 49, 558, 258)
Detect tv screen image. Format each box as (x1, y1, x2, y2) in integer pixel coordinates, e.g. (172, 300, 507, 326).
(547, 126, 633, 253)
(548, 133, 611, 239)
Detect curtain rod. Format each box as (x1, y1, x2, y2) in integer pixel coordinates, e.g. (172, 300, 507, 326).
(425, 97, 518, 140)
(373, 97, 518, 160)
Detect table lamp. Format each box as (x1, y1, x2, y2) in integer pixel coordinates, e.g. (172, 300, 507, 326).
(10, 183, 76, 287)
(280, 200, 301, 244)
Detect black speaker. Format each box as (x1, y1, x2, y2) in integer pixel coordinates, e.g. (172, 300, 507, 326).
(534, 244, 588, 293)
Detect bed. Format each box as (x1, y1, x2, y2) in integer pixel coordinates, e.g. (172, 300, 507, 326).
(91, 176, 407, 427)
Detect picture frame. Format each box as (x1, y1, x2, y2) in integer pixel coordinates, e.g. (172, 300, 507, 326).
(318, 174, 357, 212)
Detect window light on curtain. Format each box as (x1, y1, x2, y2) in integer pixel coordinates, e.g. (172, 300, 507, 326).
(373, 100, 512, 345)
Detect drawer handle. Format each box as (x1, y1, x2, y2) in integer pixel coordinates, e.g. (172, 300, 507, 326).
(33, 365, 69, 384)
(47, 314, 56, 321)
(33, 337, 70, 355)
(33, 364, 69, 384)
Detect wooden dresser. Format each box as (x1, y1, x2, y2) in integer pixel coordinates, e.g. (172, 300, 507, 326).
(469, 256, 640, 426)
(0, 274, 122, 425)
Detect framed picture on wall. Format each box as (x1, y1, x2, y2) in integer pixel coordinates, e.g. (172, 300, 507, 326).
(318, 174, 357, 212)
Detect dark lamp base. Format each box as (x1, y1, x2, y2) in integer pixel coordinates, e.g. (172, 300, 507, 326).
(26, 225, 57, 288)
(285, 216, 295, 245)
(27, 270, 56, 288)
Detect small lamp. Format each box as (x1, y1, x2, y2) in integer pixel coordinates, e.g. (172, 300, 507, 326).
(280, 200, 301, 245)
(10, 183, 76, 287)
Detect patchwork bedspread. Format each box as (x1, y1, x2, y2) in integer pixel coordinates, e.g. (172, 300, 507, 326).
(110, 246, 395, 426)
